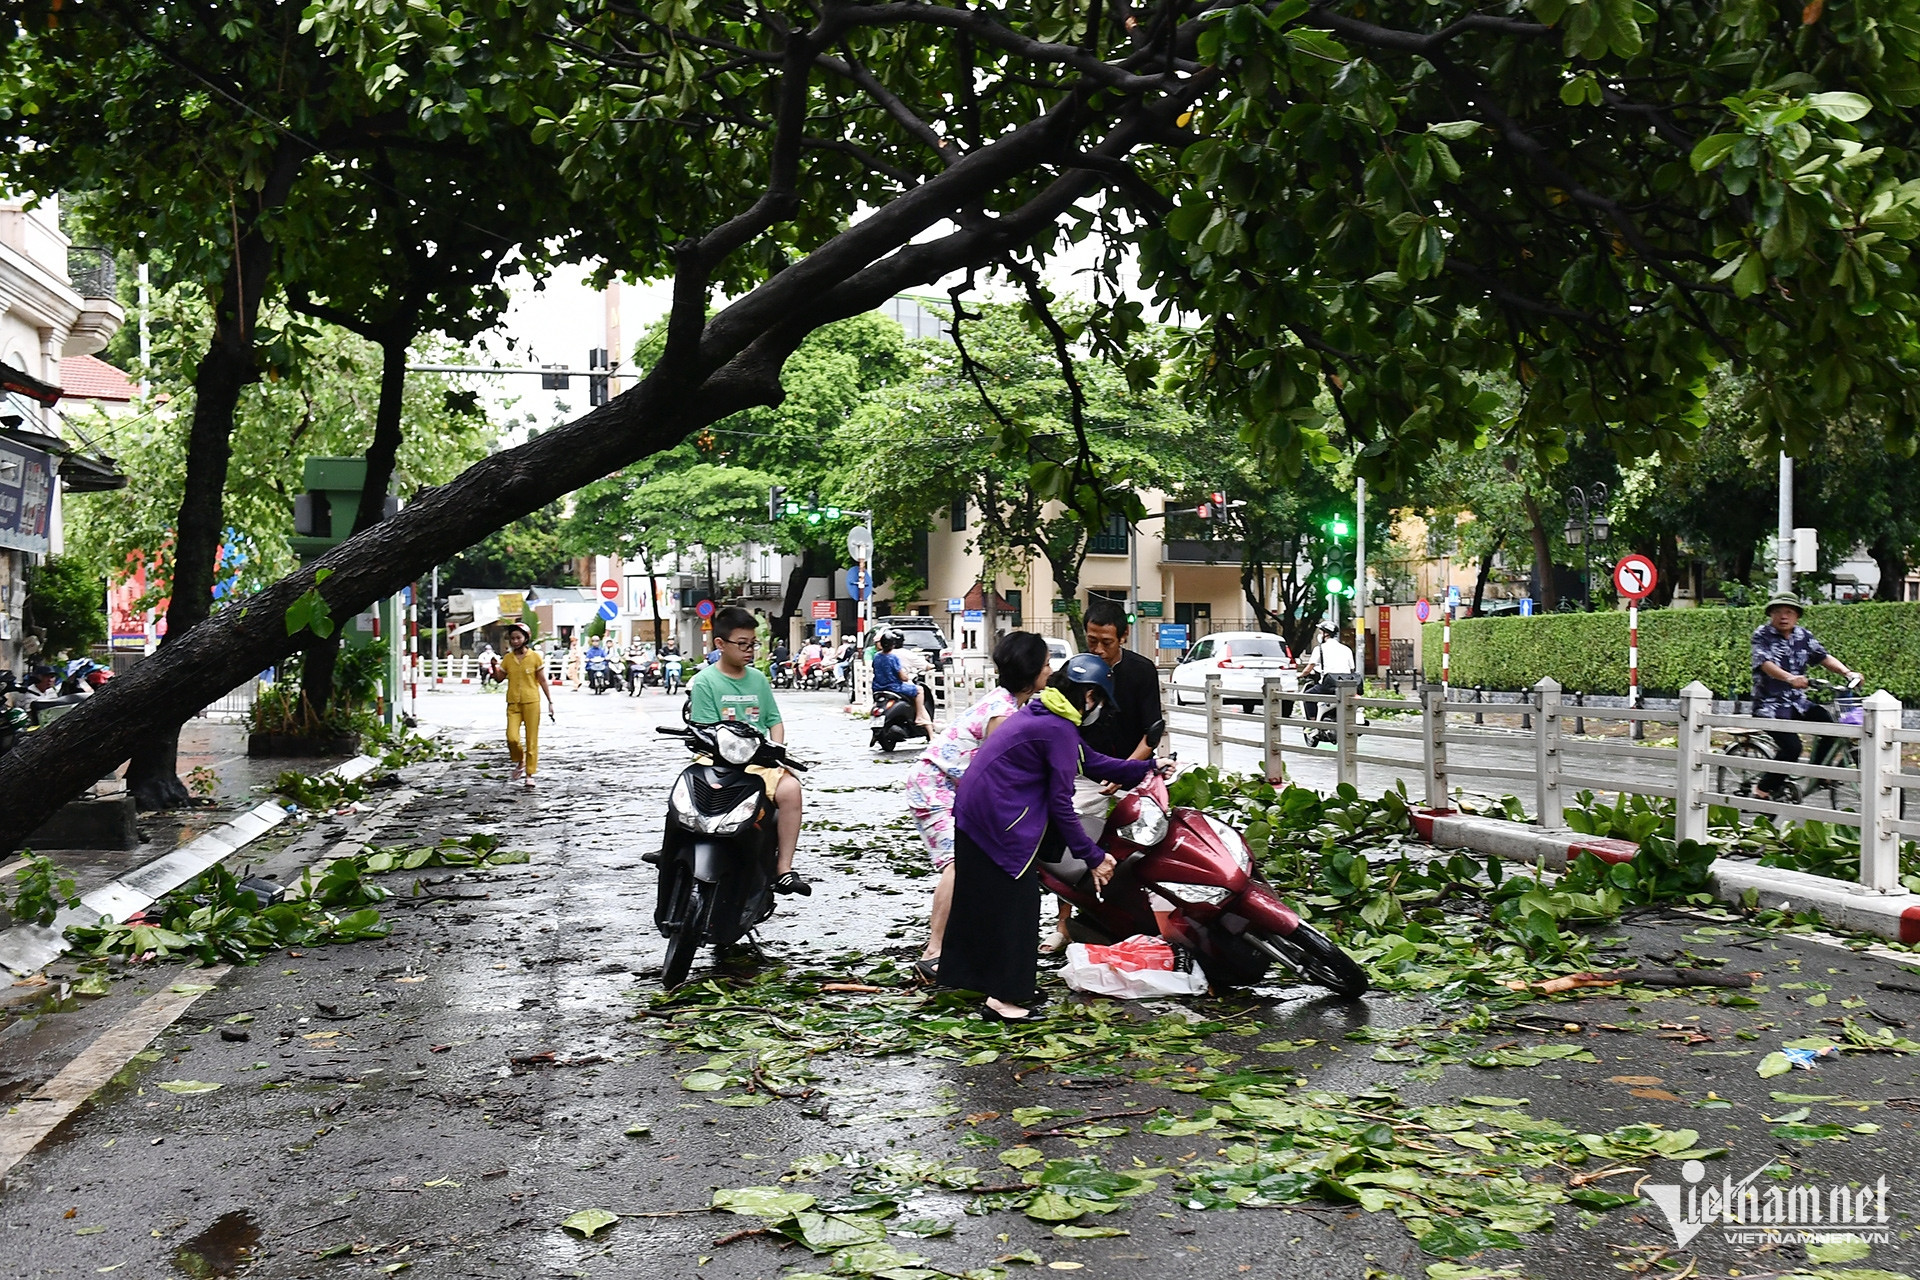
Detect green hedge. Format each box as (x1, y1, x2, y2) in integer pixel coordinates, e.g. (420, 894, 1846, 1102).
(1420, 602, 1920, 701)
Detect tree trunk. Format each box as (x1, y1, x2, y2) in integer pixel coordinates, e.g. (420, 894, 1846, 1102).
(300, 333, 410, 717)
(645, 553, 663, 650)
(0, 342, 786, 851)
(1470, 534, 1504, 615)
(1870, 537, 1910, 601)
(124, 144, 305, 810)
(1521, 493, 1559, 612)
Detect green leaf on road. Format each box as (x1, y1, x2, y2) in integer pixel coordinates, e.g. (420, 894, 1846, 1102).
(1022, 1192, 1086, 1222)
(711, 1187, 816, 1219)
(1054, 1224, 1129, 1237)
(1805, 1236, 1872, 1263)
(156, 1080, 222, 1095)
(559, 1208, 618, 1238)
(1757, 1052, 1794, 1078)
(792, 1210, 887, 1251)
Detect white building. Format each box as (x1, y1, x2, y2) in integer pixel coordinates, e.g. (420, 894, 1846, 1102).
(1, 194, 128, 673)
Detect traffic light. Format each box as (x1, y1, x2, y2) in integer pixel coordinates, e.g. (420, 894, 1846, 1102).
(1326, 575, 1344, 594)
(1196, 502, 1211, 520)
(1327, 516, 1350, 539)
(769, 485, 786, 522)
(587, 347, 609, 407)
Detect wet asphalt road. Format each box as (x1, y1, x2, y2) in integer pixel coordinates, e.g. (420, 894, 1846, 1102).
(0, 686, 1918, 1278)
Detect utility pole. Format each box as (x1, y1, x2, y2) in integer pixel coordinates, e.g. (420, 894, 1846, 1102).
(1777, 452, 1794, 594)
(1128, 518, 1141, 654)
(1354, 477, 1367, 673)
(429, 565, 439, 687)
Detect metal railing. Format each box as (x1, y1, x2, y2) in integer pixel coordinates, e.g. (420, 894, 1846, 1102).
(1169, 674, 1918, 895)
(199, 678, 261, 721)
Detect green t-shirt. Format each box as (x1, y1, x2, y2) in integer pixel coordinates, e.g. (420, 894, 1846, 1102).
(688, 665, 783, 731)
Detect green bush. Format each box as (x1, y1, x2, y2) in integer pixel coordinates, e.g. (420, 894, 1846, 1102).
(1422, 602, 1920, 700)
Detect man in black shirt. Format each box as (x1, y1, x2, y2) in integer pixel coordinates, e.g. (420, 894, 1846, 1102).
(1040, 598, 1165, 952)
(1080, 598, 1165, 763)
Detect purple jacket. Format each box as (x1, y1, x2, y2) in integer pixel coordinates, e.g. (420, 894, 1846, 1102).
(953, 700, 1153, 877)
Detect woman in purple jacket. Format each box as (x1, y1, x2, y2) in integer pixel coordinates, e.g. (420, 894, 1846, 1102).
(941, 654, 1157, 1021)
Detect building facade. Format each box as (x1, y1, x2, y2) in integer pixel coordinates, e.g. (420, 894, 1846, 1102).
(1, 195, 127, 675)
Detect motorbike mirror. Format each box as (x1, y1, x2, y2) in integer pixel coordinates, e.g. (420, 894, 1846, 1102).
(680, 694, 695, 725)
(1144, 719, 1166, 750)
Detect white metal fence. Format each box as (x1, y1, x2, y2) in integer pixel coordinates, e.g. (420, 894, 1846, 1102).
(1169, 674, 1919, 895)
(198, 678, 262, 721)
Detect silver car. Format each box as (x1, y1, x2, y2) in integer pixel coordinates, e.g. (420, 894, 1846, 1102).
(1167, 630, 1297, 710)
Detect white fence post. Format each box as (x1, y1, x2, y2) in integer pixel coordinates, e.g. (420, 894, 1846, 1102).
(1860, 690, 1903, 893)
(1534, 676, 1563, 829)
(1205, 674, 1224, 771)
(1676, 680, 1713, 846)
(1422, 686, 1448, 809)
(1262, 677, 1284, 782)
(1335, 682, 1357, 790)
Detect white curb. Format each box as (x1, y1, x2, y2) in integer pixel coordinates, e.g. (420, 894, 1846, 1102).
(0, 753, 383, 976)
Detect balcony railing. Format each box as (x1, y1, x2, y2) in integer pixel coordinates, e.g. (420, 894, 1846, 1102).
(67, 246, 116, 300)
(1161, 538, 1244, 565)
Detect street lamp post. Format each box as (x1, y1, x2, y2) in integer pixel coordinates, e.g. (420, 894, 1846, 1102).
(1562, 483, 1611, 612)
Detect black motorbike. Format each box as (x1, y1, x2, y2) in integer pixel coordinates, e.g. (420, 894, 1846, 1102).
(869, 683, 933, 753)
(586, 661, 618, 694)
(653, 713, 804, 988)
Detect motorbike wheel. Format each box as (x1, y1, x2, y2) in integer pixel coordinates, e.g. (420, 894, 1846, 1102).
(661, 880, 713, 989)
(1256, 923, 1369, 997)
(1194, 933, 1273, 989)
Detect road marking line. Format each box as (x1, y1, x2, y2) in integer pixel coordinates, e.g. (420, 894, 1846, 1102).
(0, 965, 231, 1180)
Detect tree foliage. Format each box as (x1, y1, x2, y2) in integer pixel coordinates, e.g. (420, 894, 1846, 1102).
(12, 0, 1920, 845)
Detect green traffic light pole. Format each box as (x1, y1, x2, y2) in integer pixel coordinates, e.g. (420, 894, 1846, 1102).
(1129, 498, 1245, 653)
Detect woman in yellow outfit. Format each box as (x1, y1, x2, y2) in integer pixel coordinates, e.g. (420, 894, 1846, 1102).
(501, 622, 555, 789)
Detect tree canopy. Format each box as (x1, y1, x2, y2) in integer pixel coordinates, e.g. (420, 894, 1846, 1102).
(10, 0, 1920, 846)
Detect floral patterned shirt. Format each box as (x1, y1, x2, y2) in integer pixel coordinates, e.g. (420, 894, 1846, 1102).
(1750, 623, 1828, 718)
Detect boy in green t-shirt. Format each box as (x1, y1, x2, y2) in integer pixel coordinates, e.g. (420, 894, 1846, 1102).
(684, 607, 809, 895)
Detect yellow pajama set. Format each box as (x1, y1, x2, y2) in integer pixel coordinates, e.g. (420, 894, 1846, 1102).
(501, 650, 547, 774)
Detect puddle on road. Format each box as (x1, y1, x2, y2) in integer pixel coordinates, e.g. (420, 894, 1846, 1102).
(172, 1208, 261, 1279)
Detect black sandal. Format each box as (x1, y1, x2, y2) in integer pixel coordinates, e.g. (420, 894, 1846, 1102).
(773, 871, 812, 897)
(981, 1005, 1037, 1023)
(911, 957, 940, 985)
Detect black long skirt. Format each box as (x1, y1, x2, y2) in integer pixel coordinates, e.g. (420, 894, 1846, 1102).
(937, 827, 1045, 1005)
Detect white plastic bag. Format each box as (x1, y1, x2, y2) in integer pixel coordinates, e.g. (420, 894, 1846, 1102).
(1060, 934, 1207, 999)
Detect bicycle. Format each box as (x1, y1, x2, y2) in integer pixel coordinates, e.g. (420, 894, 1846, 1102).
(1718, 675, 1865, 809)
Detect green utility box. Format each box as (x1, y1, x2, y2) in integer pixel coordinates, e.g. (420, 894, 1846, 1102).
(291, 456, 403, 726)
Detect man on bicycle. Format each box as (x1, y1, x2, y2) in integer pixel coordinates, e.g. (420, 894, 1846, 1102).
(1751, 591, 1860, 800)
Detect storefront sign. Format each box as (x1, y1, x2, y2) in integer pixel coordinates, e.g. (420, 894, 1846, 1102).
(0, 441, 54, 554)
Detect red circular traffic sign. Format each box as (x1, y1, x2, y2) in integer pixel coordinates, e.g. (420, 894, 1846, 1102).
(598, 577, 620, 600)
(1613, 554, 1658, 601)
(1415, 598, 1431, 622)
(695, 598, 716, 619)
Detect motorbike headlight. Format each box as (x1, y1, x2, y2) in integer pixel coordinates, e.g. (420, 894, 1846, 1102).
(1116, 799, 1169, 847)
(715, 727, 759, 765)
(669, 775, 695, 819)
(716, 790, 762, 831)
(1205, 818, 1254, 875)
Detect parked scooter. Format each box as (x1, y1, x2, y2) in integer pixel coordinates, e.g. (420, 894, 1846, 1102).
(869, 681, 933, 753)
(1038, 740, 1368, 996)
(652, 711, 805, 988)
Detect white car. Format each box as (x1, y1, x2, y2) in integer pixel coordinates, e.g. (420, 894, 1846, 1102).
(1045, 637, 1072, 672)
(1167, 630, 1297, 709)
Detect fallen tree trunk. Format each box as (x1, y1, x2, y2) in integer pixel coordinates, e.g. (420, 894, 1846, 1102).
(0, 359, 773, 852)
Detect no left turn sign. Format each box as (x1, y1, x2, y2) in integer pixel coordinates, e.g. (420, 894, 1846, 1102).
(1613, 554, 1658, 601)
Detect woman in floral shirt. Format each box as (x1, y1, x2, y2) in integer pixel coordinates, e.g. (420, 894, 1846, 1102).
(905, 631, 1051, 982)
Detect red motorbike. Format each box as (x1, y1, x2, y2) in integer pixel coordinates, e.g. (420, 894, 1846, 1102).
(1038, 769, 1369, 996)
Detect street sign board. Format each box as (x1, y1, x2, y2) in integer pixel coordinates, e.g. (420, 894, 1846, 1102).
(596, 599, 619, 622)
(1138, 601, 1163, 618)
(1447, 584, 1461, 603)
(963, 609, 984, 622)
(1415, 598, 1431, 623)
(598, 577, 620, 600)
(846, 525, 874, 561)
(947, 597, 964, 613)
(811, 600, 836, 620)
(1520, 597, 1534, 617)
(814, 618, 833, 640)
(1157, 623, 1190, 650)
(847, 565, 870, 601)
(1613, 554, 1658, 601)
(695, 598, 716, 619)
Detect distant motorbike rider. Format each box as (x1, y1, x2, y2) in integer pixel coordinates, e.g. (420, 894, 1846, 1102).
(872, 630, 932, 731)
(583, 637, 612, 690)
